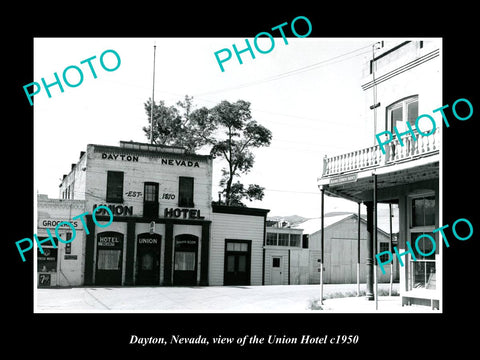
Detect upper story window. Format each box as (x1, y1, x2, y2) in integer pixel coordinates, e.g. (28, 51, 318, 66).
(387, 96, 418, 132)
(106, 171, 124, 203)
(265, 232, 302, 247)
(178, 176, 194, 207)
(144, 182, 159, 203)
(290, 234, 301, 247)
(266, 232, 277, 246)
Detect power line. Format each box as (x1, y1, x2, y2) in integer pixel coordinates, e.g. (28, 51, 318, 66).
(194, 44, 372, 97)
(264, 188, 321, 195)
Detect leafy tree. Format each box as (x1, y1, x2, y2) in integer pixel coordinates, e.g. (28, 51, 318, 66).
(143, 97, 272, 206)
(143, 95, 213, 153)
(210, 100, 272, 206)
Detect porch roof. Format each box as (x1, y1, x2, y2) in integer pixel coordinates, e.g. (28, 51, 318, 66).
(318, 156, 439, 203)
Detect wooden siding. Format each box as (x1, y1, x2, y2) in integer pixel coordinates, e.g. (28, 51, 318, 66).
(210, 212, 265, 286)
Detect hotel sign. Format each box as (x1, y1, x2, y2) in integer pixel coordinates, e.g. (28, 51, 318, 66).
(329, 173, 358, 186)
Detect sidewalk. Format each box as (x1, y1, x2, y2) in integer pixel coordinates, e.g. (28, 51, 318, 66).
(321, 295, 439, 313)
(35, 283, 438, 313)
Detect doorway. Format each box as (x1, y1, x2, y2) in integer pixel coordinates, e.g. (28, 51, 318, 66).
(270, 256, 285, 285)
(95, 231, 123, 286)
(173, 234, 198, 286)
(224, 240, 251, 285)
(136, 233, 161, 285)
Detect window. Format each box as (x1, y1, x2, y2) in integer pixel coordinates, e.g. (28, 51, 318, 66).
(267, 233, 302, 247)
(272, 257, 281, 268)
(144, 182, 159, 203)
(106, 171, 124, 203)
(302, 234, 309, 249)
(174, 252, 196, 271)
(379, 242, 391, 262)
(178, 176, 194, 207)
(412, 196, 435, 227)
(387, 96, 419, 132)
(143, 182, 159, 218)
(278, 233, 289, 246)
(409, 232, 436, 290)
(266, 232, 277, 246)
(408, 193, 437, 291)
(97, 249, 122, 270)
(290, 234, 301, 247)
(226, 242, 249, 252)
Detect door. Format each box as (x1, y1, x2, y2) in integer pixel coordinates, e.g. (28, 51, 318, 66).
(224, 240, 251, 285)
(143, 182, 159, 219)
(136, 233, 161, 285)
(173, 234, 198, 286)
(271, 256, 284, 285)
(95, 232, 123, 286)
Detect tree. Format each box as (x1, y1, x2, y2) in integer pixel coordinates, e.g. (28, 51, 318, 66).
(143, 95, 213, 153)
(143, 97, 272, 206)
(210, 100, 272, 206)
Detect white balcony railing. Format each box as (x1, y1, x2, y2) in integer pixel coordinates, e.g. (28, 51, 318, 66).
(322, 127, 440, 177)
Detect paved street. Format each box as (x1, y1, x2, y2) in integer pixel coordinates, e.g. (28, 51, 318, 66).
(32, 283, 433, 313)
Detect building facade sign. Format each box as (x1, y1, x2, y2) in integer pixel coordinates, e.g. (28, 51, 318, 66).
(93, 204, 133, 216)
(164, 208, 205, 219)
(101, 153, 139, 162)
(100, 152, 200, 168)
(160, 159, 200, 167)
(97, 235, 122, 247)
(38, 218, 83, 229)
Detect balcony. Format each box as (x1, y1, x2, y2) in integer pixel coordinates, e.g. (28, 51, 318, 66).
(321, 126, 440, 178)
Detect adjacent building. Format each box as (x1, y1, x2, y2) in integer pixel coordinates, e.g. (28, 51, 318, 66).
(37, 194, 86, 287)
(265, 224, 308, 285)
(298, 213, 398, 284)
(317, 40, 441, 308)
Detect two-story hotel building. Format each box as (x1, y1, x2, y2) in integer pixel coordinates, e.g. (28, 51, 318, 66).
(43, 140, 268, 287)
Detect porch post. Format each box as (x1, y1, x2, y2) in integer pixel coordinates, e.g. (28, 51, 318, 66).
(373, 173, 378, 310)
(357, 202, 361, 296)
(365, 201, 374, 300)
(320, 186, 325, 304)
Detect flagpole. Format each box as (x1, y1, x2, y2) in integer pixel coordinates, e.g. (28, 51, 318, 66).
(150, 42, 157, 144)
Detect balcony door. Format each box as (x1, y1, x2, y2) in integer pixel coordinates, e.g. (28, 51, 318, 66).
(143, 182, 159, 219)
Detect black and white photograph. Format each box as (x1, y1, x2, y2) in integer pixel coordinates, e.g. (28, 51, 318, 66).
(8, 6, 479, 356)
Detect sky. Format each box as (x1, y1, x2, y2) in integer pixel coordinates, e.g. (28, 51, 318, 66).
(33, 37, 388, 218)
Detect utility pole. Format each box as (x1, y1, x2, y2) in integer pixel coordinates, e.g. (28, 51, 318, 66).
(389, 203, 394, 296)
(150, 42, 157, 144)
(371, 41, 382, 145)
